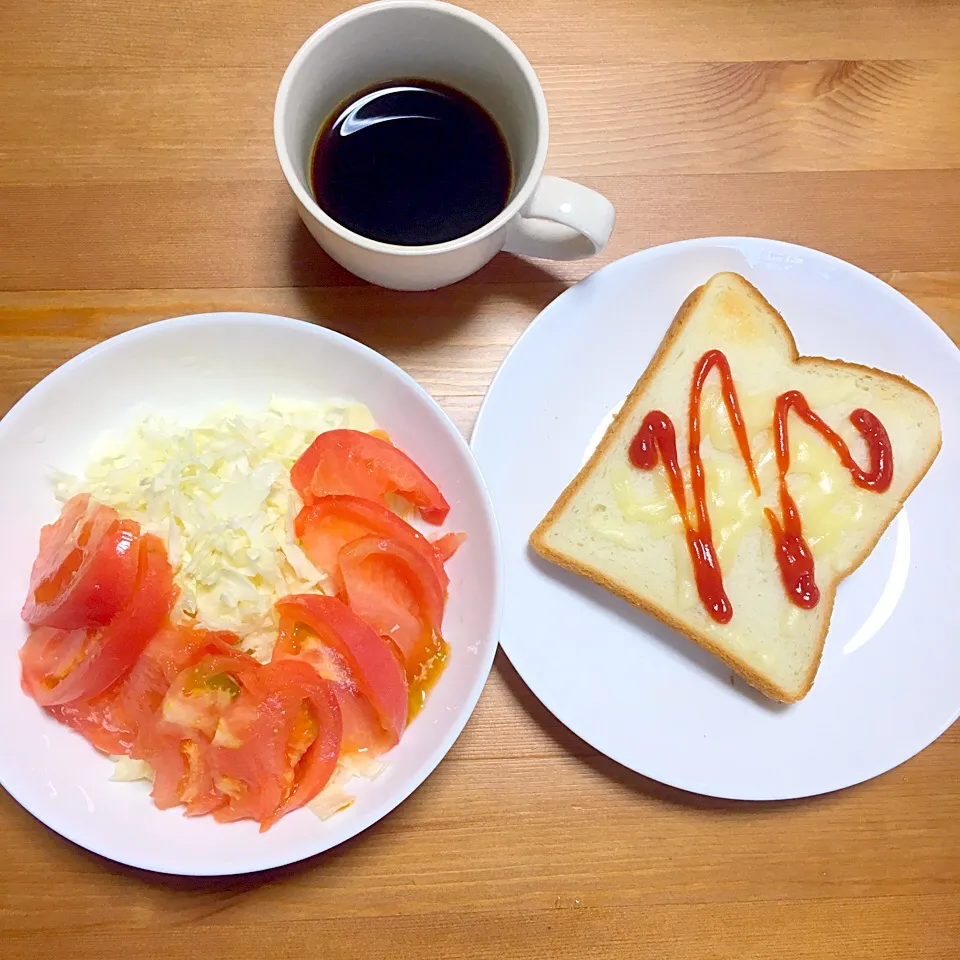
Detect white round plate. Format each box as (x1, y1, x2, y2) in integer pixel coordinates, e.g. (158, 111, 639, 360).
(472, 237, 960, 800)
(0, 313, 501, 874)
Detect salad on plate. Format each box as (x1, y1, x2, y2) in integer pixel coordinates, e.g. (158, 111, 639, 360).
(17, 397, 462, 831)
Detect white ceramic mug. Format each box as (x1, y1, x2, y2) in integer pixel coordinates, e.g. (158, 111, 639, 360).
(274, 0, 615, 291)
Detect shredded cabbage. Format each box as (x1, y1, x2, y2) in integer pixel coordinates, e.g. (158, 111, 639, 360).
(109, 756, 154, 782)
(307, 752, 386, 821)
(55, 396, 377, 662)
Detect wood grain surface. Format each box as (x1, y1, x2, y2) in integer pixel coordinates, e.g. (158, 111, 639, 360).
(2, 1, 959, 957)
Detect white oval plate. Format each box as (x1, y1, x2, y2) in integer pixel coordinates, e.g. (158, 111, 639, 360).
(0, 313, 501, 874)
(472, 237, 960, 800)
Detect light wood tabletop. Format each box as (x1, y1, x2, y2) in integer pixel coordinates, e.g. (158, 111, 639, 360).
(2, 1, 959, 957)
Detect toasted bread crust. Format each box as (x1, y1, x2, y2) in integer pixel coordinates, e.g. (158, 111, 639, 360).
(530, 272, 942, 703)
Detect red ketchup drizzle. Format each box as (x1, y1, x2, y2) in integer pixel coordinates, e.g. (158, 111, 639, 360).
(764, 391, 893, 609)
(629, 350, 760, 624)
(627, 351, 894, 623)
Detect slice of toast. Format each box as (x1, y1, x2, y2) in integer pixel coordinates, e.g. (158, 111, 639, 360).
(530, 273, 942, 702)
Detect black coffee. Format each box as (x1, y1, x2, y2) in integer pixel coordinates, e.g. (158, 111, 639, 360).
(310, 79, 512, 246)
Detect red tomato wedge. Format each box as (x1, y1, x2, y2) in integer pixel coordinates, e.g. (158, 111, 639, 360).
(204, 663, 295, 825)
(274, 615, 394, 755)
(121, 626, 241, 758)
(257, 660, 342, 831)
(22, 494, 141, 630)
(45, 669, 136, 756)
(47, 626, 240, 758)
(152, 735, 227, 817)
(338, 536, 445, 683)
(291, 429, 450, 524)
(275, 594, 407, 742)
(160, 652, 262, 741)
(149, 650, 261, 815)
(20, 534, 177, 707)
(431, 531, 466, 564)
(295, 495, 450, 591)
(153, 654, 342, 828)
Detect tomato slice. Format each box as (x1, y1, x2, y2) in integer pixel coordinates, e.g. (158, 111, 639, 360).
(45, 675, 137, 756)
(147, 733, 225, 816)
(149, 650, 262, 815)
(257, 660, 342, 831)
(291, 429, 450, 524)
(274, 615, 394, 755)
(275, 594, 407, 742)
(431, 532, 466, 564)
(154, 654, 342, 828)
(161, 652, 261, 740)
(20, 534, 177, 706)
(47, 626, 240, 758)
(295, 495, 450, 591)
(338, 536, 445, 684)
(127, 627, 239, 728)
(119, 626, 240, 760)
(22, 494, 141, 630)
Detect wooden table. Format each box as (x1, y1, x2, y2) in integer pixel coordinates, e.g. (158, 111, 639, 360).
(2, 2, 959, 957)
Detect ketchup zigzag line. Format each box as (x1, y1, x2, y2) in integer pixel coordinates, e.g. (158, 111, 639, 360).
(765, 391, 893, 609)
(629, 350, 759, 624)
(628, 352, 893, 623)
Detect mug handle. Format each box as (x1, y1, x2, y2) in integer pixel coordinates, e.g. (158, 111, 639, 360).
(502, 176, 615, 261)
